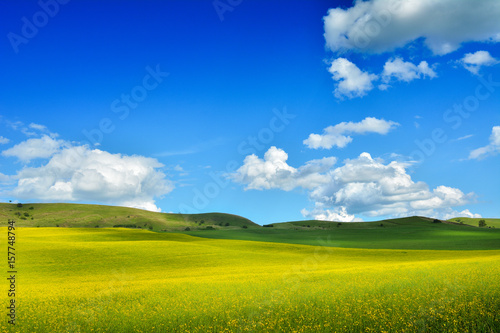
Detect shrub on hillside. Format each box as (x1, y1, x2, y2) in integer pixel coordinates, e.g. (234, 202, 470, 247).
(113, 224, 140, 228)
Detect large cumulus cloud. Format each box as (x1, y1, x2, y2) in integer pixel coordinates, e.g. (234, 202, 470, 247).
(2, 136, 173, 212)
(323, 0, 500, 55)
(229, 147, 478, 221)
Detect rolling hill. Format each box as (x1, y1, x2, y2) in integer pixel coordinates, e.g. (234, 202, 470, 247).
(186, 216, 500, 250)
(0, 203, 258, 231)
(2, 202, 499, 250)
(448, 217, 500, 228)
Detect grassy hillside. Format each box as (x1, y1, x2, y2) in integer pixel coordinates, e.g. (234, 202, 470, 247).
(449, 217, 500, 228)
(186, 216, 500, 250)
(2, 203, 499, 250)
(0, 203, 258, 231)
(6, 227, 500, 332)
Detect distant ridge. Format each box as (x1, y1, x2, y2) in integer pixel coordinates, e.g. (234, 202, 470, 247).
(263, 215, 483, 229)
(0, 203, 258, 231)
(1, 202, 497, 232)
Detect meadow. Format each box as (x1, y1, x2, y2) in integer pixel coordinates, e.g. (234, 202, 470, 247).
(2, 226, 500, 332)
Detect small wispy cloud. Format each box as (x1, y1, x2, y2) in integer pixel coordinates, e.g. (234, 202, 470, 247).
(29, 123, 49, 132)
(455, 134, 474, 142)
(4, 120, 56, 137)
(173, 165, 184, 172)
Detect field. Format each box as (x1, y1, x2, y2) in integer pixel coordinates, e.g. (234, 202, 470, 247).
(3, 225, 500, 332)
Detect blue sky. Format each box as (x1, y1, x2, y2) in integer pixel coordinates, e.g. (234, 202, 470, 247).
(1, 0, 499, 224)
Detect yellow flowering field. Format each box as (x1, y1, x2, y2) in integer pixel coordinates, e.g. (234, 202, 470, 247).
(2, 227, 499, 332)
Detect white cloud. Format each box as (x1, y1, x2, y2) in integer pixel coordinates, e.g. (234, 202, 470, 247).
(0, 136, 9, 144)
(381, 58, 437, 84)
(378, 83, 390, 91)
(173, 165, 184, 172)
(469, 126, 500, 159)
(328, 58, 378, 99)
(2, 135, 67, 162)
(230, 148, 478, 221)
(323, 0, 500, 55)
(4, 120, 55, 137)
(301, 207, 363, 222)
(330, 57, 437, 98)
(417, 61, 437, 78)
(228, 146, 336, 191)
(5, 140, 173, 212)
(460, 50, 499, 75)
(6, 121, 23, 131)
(443, 209, 482, 220)
(410, 186, 470, 210)
(29, 123, 49, 132)
(455, 134, 474, 141)
(304, 117, 399, 149)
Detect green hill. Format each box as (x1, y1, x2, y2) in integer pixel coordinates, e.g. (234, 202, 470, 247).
(448, 217, 500, 228)
(186, 216, 500, 250)
(2, 203, 499, 250)
(0, 203, 258, 231)
(263, 216, 482, 229)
